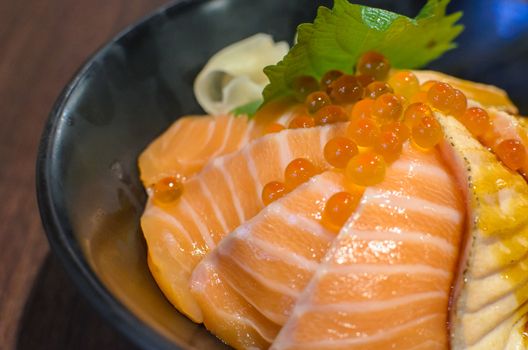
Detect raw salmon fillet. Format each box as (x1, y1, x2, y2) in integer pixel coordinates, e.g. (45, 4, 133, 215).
(138, 114, 256, 186)
(141, 123, 347, 322)
(272, 144, 465, 350)
(190, 171, 346, 349)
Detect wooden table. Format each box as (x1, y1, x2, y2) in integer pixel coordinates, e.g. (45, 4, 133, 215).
(0, 1, 168, 348)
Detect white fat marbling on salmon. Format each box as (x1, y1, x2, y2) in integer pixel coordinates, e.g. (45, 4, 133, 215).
(214, 157, 246, 223)
(160, 230, 193, 273)
(180, 197, 216, 250)
(274, 314, 444, 349)
(267, 203, 334, 242)
(198, 180, 229, 233)
(364, 190, 462, 223)
(349, 229, 456, 254)
(246, 235, 320, 272)
(391, 159, 451, 182)
(276, 131, 293, 172)
(296, 291, 446, 314)
(144, 205, 194, 246)
(242, 146, 263, 205)
(317, 263, 451, 279)
(238, 119, 255, 147)
(218, 243, 301, 298)
(211, 114, 234, 158)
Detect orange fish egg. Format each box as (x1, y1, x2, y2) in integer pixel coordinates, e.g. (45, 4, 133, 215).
(356, 74, 376, 88)
(284, 158, 318, 190)
(372, 93, 403, 123)
(347, 117, 380, 147)
(375, 130, 404, 163)
(381, 121, 410, 142)
(410, 91, 429, 104)
(365, 81, 394, 99)
(261, 181, 287, 206)
(322, 191, 362, 232)
(427, 82, 455, 113)
(345, 151, 386, 186)
(314, 105, 348, 125)
(324, 137, 359, 168)
(495, 139, 526, 171)
(420, 80, 438, 92)
(289, 115, 315, 129)
(320, 70, 344, 94)
(403, 102, 434, 128)
(412, 115, 443, 149)
(356, 51, 391, 81)
(460, 107, 490, 137)
(152, 176, 183, 204)
(389, 71, 420, 99)
(350, 98, 375, 120)
(330, 75, 364, 104)
(450, 89, 468, 117)
(305, 91, 331, 113)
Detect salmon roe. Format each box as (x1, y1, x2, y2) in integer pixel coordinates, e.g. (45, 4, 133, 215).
(152, 176, 183, 204)
(375, 130, 404, 162)
(265, 122, 286, 134)
(261, 181, 287, 205)
(410, 91, 428, 104)
(403, 102, 433, 128)
(412, 115, 443, 149)
(284, 158, 318, 190)
(495, 139, 526, 171)
(347, 117, 380, 147)
(292, 76, 319, 101)
(365, 81, 394, 99)
(450, 89, 468, 117)
(314, 105, 348, 125)
(421, 80, 438, 92)
(330, 75, 364, 104)
(372, 93, 403, 123)
(345, 152, 386, 186)
(460, 107, 490, 137)
(388, 71, 420, 99)
(324, 137, 359, 168)
(305, 91, 331, 113)
(381, 121, 410, 142)
(350, 98, 375, 120)
(356, 51, 391, 81)
(427, 82, 455, 113)
(356, 74, 376, 88)
(320, 70, 344, 93)
(322, 191, 362, 232)
(289, 115, 315, 129)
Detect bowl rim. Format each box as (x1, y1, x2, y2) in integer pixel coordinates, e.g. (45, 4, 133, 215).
(35, 1, 206, 349)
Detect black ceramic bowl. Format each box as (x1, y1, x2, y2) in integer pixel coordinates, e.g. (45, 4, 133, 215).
(36, 0, 528, 349)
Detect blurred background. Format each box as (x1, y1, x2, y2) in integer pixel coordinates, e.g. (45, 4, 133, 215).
(1, 0, 528, 349)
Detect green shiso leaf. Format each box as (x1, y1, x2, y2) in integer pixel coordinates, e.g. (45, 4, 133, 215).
(231, 99, 263, 117)
(262, 0, 463, 105)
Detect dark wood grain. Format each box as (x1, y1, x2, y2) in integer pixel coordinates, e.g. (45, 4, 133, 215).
(0, 1, 168, 349)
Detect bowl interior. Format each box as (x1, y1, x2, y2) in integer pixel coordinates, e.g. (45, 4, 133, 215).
(38, 0, 528, 349)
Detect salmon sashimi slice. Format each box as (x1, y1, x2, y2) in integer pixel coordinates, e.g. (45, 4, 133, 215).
(138, 114, 257, 186)
(141, 124, 347, 322)
(190, 171, 346, 350)
(437, 114, 528, 349)
(272, 143, 465, 350)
